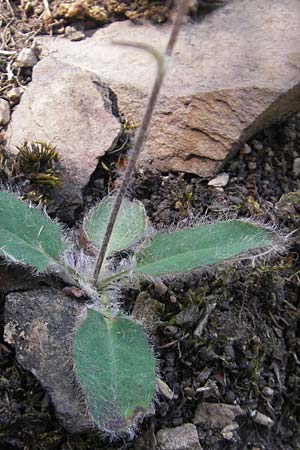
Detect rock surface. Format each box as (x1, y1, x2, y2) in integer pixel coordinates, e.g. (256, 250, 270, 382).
(16, 47, 39, 68)
(156, 423, 203, 450)
(0, 264, 40, 294)
(193, 402, 246, 429)
(4, 287, 92, 433)
(5, 58, 121, 195)
(0, 98, 10, 126)
(31, 0, 300, 177)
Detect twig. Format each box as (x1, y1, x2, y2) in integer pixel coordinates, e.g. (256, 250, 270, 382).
(194, 302, 217, 338)
(92, 0, 188, 286)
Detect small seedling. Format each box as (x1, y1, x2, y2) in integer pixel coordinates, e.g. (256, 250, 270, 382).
(0, 0, 286, 437)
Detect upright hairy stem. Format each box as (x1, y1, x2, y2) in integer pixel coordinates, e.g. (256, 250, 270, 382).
(93, 0, 188, 286)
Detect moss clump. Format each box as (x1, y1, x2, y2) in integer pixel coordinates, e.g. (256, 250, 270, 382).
(0, 141, 62, 204)
(52, 0, 170, 24)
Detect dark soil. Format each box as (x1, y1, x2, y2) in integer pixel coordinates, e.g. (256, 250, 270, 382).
(0, 2, 300, 450)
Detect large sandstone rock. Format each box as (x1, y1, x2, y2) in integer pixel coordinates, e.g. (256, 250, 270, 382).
(6, 59, 121, 191)
(29, 0, 300, 177)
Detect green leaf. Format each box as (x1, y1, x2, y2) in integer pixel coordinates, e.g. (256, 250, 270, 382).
(134, 220, 278, 276)
(73, 308, 155, 433)
(0, 191, 66, 270)
(84, 197, 146, 255)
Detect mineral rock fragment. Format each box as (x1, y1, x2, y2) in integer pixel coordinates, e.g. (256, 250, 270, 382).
(4, 288, 92, 433)
(193, 402, 246, 429)
(0, 98, 10, 126)
(157, 423, 203, 450)
(36, 0, 300, 176)
(16, 47, 39, 67)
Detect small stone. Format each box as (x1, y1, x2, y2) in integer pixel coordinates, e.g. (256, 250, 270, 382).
(262, 386, 274, 397)
(6, 87, 24, 102)
(208, 173, 229, 187)
(252, 411, 274, 428)
(293, 157, 300, 176)
(248, 161, 257, 170)
(0, 99, 10, 126)
(252, 140, 263, 151)
(221, 422, 239, 434)
(193, 402, 246, 429)
(175, 304, 200, 326)
(65, 25, 85, 41)
(170, 294, 177, 303)
(131, 292, 158, 336)
(224, 344, 235, 360)
(242, 143, 252, 154)
(16, 47, 39, 67)
(154, 280, 168, 295)
(222, 431, 234, 440)
(156, 378, 174, 400)
(202, 379, 220, 399)
(157, 423, 203, 450)
(224, 390, 236, 404)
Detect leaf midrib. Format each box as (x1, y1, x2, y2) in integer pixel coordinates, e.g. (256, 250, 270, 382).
(135, 237, 269, 273)
(0, 225, 57, 265)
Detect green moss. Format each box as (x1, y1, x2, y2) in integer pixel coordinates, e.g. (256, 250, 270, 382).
(0, 141, 62, 204)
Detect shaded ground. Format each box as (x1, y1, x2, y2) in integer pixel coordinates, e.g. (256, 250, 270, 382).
(0, 2, 300, 450)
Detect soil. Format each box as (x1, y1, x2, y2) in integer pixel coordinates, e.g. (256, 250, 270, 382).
(0, 2, 300, 450)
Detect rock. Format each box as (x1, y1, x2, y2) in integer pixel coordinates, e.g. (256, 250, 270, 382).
(16, 47, 39, 67)
(193, 402, 246, 429)
(221, 421, 239, 440)
(276, 191, 300, 220)
(5, 58, 121, 201)
(4, 287, 92, 433)
(0, 264, 40, 294)
(208, 173, 229, 187)
(175, 304, 200, 325)
(0, 98, 10, 126)
(6, 86, 24, 102)
(156, 423, 203, 450)
(36, 0, 300, 177)
(262, 386, 274, 398)
(156, 377, 174, 400)
(293, 157, 300, 176)
(64, 25, 85, 41)
(252, 410, 275, 428)
(132, 291, 158, 336)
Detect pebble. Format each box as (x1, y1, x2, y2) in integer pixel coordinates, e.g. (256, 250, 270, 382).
(0, 98, 10, 126)
(16, 47, 39, 67)
(208, 172, 229, 187)
(293, 157, 300, 176)
(6, 87, 24, 102)
(224, 344, 235, 360)
(248, 161, 257, 170)
(156, 423, 203, 450)
(154, 280, 168, 295)
(64, 25, 85, 41)
(193, 402, 246, 428)
(221, 421, 239, 440)
(242, 143, 252, 154)
(224, 390, 236, 404)
(262, 386, 274, 397)
(252, 410, 274, 428)
(252, 140, 263, 151)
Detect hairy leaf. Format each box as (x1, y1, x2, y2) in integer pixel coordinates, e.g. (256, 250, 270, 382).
(0, 191, 66, 270)
(134, 220, 278, 276)
(73, 308, 155, 433)
(84, 197, 145, 255)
